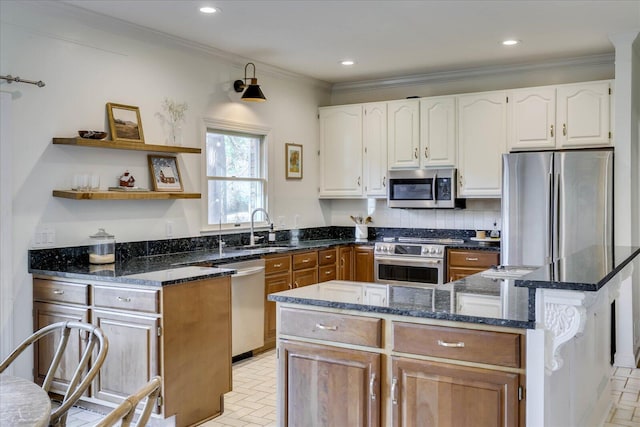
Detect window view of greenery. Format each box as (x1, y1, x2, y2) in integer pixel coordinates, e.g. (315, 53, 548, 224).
(206, 130, 266, 226)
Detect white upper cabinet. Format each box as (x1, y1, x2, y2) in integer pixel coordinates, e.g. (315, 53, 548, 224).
(387, 99, 420, 169)
(319, 105, 363, 198)
(508, 87, 556, 151)
(363, 102, 388, 198)
(457, 91, 507, 198)
(508, 80, 612, 151)
(557, 81, 611, 148)
(420, 96, 457, 167)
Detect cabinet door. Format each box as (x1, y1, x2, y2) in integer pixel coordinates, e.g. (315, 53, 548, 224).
(293, 268, 318, 288)
(363, 102, 388, 197)
(318, 265, 338, 283)
(388, 99, 420, 169)
(319, 105, 364, 197)
(33, 302, 89, 395)
(420, 96, 457, 167)
(354, 245, 374, 282)
(265, 272, 292, 344)
(92, 310, 160, 406)
(457, 92, 507, 197)
(391, 356, 519, 427)
(339, 246, 354, 280)
(508, 87, 556, 151)
(279, 340, 380, 427)
(557, 81, 611, 148)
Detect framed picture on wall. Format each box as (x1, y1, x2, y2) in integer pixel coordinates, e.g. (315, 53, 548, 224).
(148, 155, 183, 192)
(285, 143, 303, 180)
(107, 102, 145, 143)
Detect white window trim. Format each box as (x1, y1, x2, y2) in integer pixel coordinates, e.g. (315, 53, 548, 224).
(200, 117, 273, 234)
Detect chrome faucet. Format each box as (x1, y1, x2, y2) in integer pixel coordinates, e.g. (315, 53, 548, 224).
(250, 208, 271, 246)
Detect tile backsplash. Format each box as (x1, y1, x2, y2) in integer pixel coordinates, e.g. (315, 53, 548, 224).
(329, 198, 501, 232)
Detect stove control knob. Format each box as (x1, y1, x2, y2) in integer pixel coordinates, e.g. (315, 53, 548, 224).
(436, 247, 443, 254)
(429, 247, 436, 254)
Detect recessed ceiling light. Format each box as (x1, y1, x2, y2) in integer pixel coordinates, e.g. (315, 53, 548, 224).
(340, 60, 355, 66)
(502, 39, 520, 46)
(199, 6, 218, 14)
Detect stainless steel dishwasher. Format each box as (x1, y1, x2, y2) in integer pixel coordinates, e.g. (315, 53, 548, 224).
(218, 258, 266, 358)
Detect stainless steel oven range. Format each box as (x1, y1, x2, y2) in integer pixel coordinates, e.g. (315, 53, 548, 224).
(374, 237, 463, 286)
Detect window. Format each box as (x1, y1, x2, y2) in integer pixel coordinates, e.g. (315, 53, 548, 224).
(205, 129, 267, 228)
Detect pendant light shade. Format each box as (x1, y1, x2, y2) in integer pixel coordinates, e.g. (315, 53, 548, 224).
(233, 63, 267, 102)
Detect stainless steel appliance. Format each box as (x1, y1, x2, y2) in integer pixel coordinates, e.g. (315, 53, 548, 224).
(387, 168, 464, 209)
(217, 258, 266, 358)
(374, 237, 463, 286)
(501, 149, 613, 266)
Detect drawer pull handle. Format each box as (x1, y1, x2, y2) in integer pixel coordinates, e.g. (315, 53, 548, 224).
(302, 259, 310, 263)
(438, 339, 465, 348)
(288, 283, 293, 289)
(293, 281, 299, 288)
(369, 373, 376, 400)
(315, 323, 337, 331)
(325, 255, 333, 259)
(391, 377, 398, 405)
(273, 263, 283, 268)
(52, 289, 65, 295)
(325, 271, 332, 275)
(117, 296, 131, 302)
(465, 257, 479, 261)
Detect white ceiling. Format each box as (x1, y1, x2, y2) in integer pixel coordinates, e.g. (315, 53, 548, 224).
(63, 0, 640, 84)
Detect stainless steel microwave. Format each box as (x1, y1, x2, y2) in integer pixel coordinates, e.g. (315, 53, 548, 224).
(387, 168, 464, 209)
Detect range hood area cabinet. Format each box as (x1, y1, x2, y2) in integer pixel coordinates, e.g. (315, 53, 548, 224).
(508, 81, 612, 152)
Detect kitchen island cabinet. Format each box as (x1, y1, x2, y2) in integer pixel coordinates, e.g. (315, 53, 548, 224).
(32, 273, 232, 427)
(270, 245, 640, 427)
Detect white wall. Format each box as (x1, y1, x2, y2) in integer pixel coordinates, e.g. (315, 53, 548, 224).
(0, 1, 330, 375)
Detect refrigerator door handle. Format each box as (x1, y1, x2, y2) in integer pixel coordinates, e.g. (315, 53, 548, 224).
(547, 172, 554, 264)
(553, 171, 561, 262)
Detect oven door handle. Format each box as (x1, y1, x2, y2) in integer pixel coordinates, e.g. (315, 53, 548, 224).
(375, 256, 442, 265)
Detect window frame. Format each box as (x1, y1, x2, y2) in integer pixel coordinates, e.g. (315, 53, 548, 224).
(201, 118, 272, 233)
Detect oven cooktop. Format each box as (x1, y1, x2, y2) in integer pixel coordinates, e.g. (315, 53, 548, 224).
(382, 237, 465, 244)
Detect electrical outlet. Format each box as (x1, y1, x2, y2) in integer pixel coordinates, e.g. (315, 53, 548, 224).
(33, 226, 55, 248)
(166, 221, 174, 238)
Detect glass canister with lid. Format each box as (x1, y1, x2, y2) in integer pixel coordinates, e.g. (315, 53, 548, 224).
(89, 228, 115, 264)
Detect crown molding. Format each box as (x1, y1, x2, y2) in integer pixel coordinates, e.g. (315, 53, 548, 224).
(332, 53, 615, 93)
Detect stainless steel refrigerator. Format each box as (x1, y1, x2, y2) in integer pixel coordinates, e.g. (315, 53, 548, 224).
(501, 149, 613, 266)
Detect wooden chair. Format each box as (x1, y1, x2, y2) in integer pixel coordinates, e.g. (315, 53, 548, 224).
(95, 376, 162, 427)
(0, 321, 108, 427)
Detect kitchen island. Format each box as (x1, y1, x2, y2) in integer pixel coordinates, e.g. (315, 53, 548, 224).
(269, 245, 640, 427)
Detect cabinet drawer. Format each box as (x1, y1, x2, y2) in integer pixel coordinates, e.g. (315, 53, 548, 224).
(34, 279, 88, 305)
(318, 265, 337, 283)
(318, 248, 337, 266)
(448, 250, 499, 268)
(280, 308, 382, 348)
(93, 286, 159, 313)
(264, 255, 291, 275)
(393, 322, 520, 368)
(292, 251, 318, 270)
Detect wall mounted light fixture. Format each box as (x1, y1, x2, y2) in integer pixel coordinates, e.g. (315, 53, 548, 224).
(233, 63, 266, 102)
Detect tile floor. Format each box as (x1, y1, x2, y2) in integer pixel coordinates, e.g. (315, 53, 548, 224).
(66, 350, 638, 427)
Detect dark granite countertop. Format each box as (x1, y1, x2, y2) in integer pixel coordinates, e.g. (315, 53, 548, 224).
(269, 278, 535, 329)
(269, 245, 640, 329)
(29, 239, 357, 286)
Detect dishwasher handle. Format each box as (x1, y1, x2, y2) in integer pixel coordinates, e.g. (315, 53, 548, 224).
(231, 266, 266, 278)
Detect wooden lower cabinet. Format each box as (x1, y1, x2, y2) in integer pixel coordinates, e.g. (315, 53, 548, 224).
(279, 340, 381, 427)
(264, 272, 292, 345)
(293, 268, 318, 288)
(391, 357, 519, 427)
(355, 245, 374, 282)
(447, 249, 500, 282)
(339, 246, 355, 280)
(33, 301, 89, 395)
(91, 309, 159, 407)
(33, 276, 231, 427)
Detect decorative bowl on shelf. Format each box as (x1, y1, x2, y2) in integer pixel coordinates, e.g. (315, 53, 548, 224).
(78, 130, 108, 140)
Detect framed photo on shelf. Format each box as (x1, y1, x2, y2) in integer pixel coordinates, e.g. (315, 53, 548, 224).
(285, 143, 303, 179)
(107, 102, 145, 143)
(148, 155, 183, 192)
